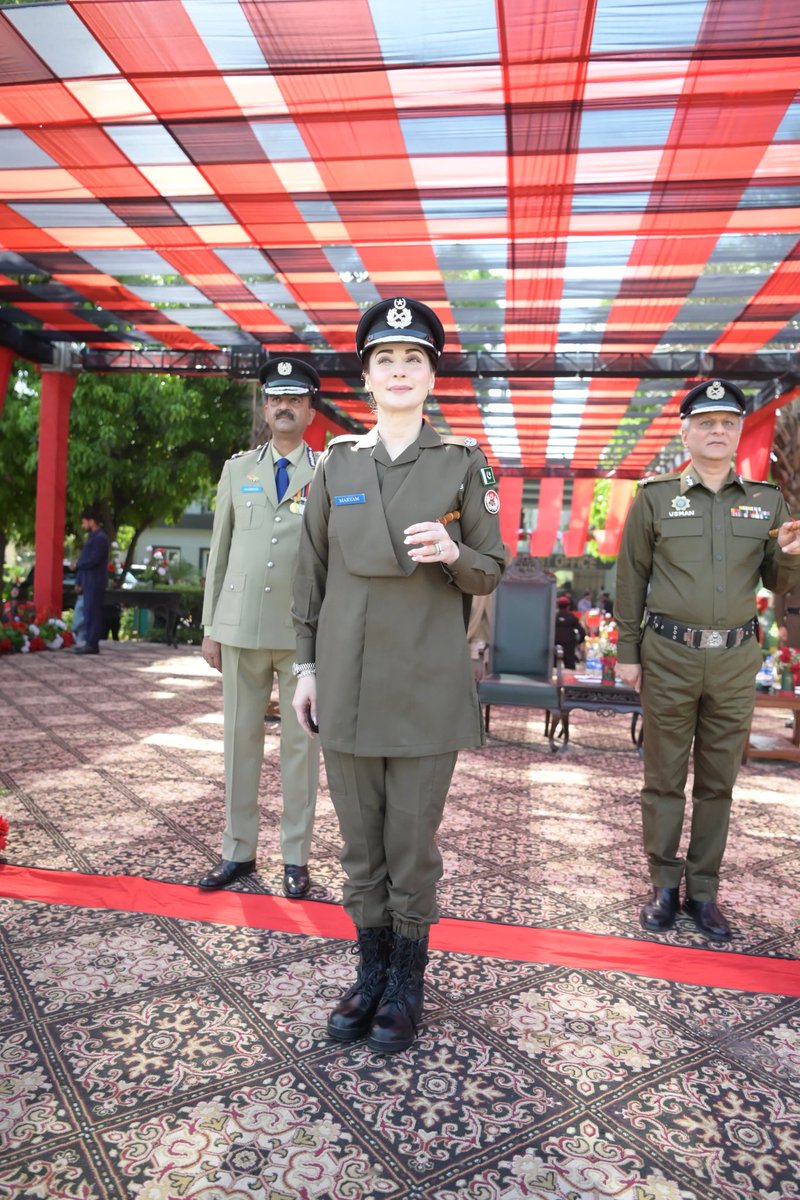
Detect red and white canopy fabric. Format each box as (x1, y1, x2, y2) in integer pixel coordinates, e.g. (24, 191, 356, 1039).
(1, 0, 799, 487)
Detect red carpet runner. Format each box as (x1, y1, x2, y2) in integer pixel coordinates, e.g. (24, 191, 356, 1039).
(2, 864, 799, 997)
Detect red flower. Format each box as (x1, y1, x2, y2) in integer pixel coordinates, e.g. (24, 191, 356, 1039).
(0, 638, 11, 655)
(28, 635, 47, 652)
(61, 630, 75, 646)
(778, 646, 792, 663)
(0, 816, 9, 851)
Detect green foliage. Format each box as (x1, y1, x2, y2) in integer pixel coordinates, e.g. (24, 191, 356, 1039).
(67, 372, 250, 544)
(0, 362, 40, 550)
(586, 479, 617, 564)
(1, 365, 249, 579)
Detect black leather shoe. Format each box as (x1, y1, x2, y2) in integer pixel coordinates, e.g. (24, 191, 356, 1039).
(283, 864, 310, 899)
(74, 645, 99, 655)
(197, 859, 256, 890)
(640, 886, 680, 932)
(684, 898, 731, 941)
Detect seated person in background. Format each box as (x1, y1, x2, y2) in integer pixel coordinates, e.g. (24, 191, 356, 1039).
(555, 595, 586, 668)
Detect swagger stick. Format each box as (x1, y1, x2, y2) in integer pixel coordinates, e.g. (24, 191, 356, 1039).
(435, 510, 461, 527)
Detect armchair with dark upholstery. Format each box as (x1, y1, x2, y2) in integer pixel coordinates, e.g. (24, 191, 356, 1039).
(477, 558, 561, 745)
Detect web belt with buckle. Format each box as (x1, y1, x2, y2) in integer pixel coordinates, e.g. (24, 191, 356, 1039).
(645, 611, 758, 650)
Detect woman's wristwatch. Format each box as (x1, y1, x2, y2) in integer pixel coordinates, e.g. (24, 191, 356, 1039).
(291, 662, 316, 678)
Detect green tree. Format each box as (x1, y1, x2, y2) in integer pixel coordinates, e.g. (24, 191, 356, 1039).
(0, 362, 39, 575)
(1, 366, 250, 581)
(66, 372, 250, 577)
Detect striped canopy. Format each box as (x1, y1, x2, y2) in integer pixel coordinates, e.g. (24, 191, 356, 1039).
(1, 0, 799, 487)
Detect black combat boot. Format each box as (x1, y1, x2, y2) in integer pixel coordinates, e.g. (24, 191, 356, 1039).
(328, 927, 393, 1043)
(367, 932, 428, 1054)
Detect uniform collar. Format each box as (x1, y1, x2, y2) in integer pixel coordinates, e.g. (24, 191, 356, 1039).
(680, 464, 744, 494)
(354, 418, 441, 463)
(256, 438, 309, 465)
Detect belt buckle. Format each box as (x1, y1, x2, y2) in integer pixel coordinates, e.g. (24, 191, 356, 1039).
(702, 629, 724, 649)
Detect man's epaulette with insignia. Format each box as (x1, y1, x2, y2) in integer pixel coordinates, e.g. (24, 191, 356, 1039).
(742, 478, 779, 489)
(440, 435, 480, 451)
(231, 445, 259, 460)
(640, 470, 680, 486)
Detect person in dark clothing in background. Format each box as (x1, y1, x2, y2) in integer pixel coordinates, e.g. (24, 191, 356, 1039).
(555, 595, 586, 669)
(74, 506, 109, 656)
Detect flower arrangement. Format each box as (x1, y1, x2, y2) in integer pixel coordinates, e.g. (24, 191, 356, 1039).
(138, 546, 173, 586)
(598, 616, 619, 662)
(0, 600, 75, 655)
(598, 616, 618, 683)
(776, 645, 800, 691)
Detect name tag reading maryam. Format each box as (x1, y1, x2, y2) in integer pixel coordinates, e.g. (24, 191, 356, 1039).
(334, 493, 366, 506)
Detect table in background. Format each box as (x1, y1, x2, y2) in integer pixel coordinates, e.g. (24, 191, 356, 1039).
(743, 689, 800, 764)
(548, 671, 643, 753)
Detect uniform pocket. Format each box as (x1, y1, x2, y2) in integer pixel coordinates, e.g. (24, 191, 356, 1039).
(234, 493, 267, 530)
(657, 518, 706, 562)
(216, 574, 245, 624)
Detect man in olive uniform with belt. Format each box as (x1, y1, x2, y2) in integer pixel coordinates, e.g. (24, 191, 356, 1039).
(198, 358, 320, 897)
(616, 379, 800, 939)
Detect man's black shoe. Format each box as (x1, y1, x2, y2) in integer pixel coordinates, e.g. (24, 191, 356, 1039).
(639, 886, 680, 932)
(283, 864, 310, 899)
(198, 859, 256, 890)
(684, 898, 731, 941)
(74, 645, 99, 655)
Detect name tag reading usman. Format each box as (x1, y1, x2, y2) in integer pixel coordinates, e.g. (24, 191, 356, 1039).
(334, 493, 366, 506)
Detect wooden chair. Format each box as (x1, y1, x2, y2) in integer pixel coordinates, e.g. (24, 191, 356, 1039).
(478, 558, 561, 747)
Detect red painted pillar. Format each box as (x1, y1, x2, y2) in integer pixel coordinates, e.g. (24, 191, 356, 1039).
(0, 347, 13, 415)
(34, 368, 76, 616)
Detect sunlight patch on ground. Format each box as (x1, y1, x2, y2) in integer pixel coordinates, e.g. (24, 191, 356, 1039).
(143, 733, 223, 753)
(193, 713, 225, 726)
(138, 657, 218, 678)
(525, 766, 593, 786)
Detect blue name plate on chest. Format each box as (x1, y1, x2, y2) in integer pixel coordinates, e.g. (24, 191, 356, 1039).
(240, 484, 263, 492)
(334, 493, 366, 506)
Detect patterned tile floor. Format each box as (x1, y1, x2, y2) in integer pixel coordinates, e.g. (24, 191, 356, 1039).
(0, 643, 799, 1199)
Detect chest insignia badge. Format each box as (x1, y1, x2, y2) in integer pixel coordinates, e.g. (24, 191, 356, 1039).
(671, 496, 690, 511)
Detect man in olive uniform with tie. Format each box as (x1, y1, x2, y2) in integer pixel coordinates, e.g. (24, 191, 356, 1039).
(616, 380, 800, 940)
(198, 358, 320, 896)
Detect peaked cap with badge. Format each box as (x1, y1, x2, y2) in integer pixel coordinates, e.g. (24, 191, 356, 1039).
(679, 378, 747, 419)
(356, 297, 445, 360)
(259, 356, 320, 396)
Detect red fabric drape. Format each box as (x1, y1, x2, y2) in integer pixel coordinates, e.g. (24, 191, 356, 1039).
(498, 475, 523, 552)
(0, 347, 13, 415)
(34, 370, 76, 616)
(593, 479, 637, 558)
(562, 478, 596, 557)
(736, 409, 777, 481)
(529, 477, 564, 556)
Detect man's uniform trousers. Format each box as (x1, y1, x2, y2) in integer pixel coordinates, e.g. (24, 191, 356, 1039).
(221, 645, 319, 865)
(639, 625, 761, 901)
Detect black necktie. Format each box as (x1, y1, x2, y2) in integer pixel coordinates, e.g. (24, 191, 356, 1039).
(275, 457, 290, 502)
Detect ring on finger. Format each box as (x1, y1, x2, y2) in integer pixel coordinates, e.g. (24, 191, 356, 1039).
(433, 542, 442, 556)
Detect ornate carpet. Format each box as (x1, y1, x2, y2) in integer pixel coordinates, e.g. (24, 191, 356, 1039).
(1, 645, 799, 1198)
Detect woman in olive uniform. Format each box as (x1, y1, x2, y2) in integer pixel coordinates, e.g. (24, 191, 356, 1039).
(292, 297, 504, 1053)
